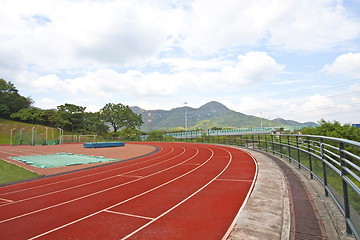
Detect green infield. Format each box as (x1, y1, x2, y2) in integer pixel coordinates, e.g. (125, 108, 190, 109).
(0, 159, 40, 184)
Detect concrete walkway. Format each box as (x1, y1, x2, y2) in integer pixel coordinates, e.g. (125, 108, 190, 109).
(229, 147, 355, 240)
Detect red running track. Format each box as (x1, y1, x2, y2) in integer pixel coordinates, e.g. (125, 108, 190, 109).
(0, 142, 258, 240)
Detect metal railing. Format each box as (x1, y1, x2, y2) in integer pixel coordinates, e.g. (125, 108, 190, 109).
(164, 126, 306, 138)
(149, 132, 360, 239)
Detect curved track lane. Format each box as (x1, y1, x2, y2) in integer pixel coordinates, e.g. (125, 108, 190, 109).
(0, 142, 257, 240)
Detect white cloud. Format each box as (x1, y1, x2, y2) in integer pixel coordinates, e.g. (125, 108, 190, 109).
(1, 0, 360, 124)
(32, 74, 76, 96)
(37, 97, 57, 109)
(222, 52, 285, 86)
(182, 0, 360, 53)
(28, 51, 284, 101)
(323, 52, 360, 79)
(0, 0, 184, 73)
(30, 68, 183, 104)
(301, 94, 334, 112)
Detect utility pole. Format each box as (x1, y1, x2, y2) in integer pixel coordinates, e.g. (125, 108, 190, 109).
(184, 101, 188, 133)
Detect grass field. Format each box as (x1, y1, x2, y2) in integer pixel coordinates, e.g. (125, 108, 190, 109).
(0, 159, 40, 184)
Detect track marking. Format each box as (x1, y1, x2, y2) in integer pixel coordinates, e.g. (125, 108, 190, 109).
(117, 174, 143, 178)
(103, 210, 155, 220)
(27, 146, 211, 240)
(0, 146, 199, 224)
(0, 145, 170, 195)
(221, 149, 258, 240)
(216, 178, 253, 182)
(121, 145, 232, 240)
(0, 198, 14, 206)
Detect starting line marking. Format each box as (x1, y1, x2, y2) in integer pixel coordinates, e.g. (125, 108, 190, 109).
(0, 198, 14, 205)
(104, 210, 154, 220)
(117, 174, 143, 178)
(216, 178, 253, 182)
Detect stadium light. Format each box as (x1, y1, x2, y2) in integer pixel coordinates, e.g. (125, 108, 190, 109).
(184, 101, 188, 133)
(45, 127, 48, 145)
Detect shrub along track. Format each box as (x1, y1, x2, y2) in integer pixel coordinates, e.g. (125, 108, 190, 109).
(0, 142, 257, 240)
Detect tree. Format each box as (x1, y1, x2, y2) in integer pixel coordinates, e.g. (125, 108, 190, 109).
(147, 130, 165, 141)
(10, 108, 43, 123)
(0, 78, 32, 118)
(83, 112, 109, 135)
(100, 103, 143, 132)
(118, 127, 142, 141)
(301, 119, 360, 142)
(51, 103, 86, 132)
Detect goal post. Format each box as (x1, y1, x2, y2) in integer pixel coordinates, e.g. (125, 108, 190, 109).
(79, 135, 97, 143)
(61, 135, 78, 143)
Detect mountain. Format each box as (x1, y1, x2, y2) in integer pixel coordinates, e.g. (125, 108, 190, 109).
(131, 101, 317, 132)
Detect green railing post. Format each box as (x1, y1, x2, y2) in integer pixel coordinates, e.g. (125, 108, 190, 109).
(252, 135, 255, 149)
(308, 136, 313, 179)
(296, 136, 301, 169)
(271, 135, 274, 155)
(339, 142, 352, 236)
(265, 135, 268, 152)
(279, 134, 282, 158)
(320, 139, 328, 197)
(287, 135, 291, 162)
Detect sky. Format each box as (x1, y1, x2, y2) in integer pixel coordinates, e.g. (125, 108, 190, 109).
(1, 0, 360, 124)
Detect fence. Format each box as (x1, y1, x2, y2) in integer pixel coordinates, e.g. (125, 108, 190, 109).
(56, 135, 97, 143)
(147, 132, 360, 239)
(10, 127, 96, 145)
(164, 126, 306, 138)
(10, 127, 61, 146)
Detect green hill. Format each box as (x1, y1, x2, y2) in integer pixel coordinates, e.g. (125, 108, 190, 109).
(131, 101, 317, 132)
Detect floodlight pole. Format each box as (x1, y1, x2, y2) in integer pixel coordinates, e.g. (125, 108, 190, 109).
(184, 102, 188, 133)
(45, 127, 48, 145)
(10, 128, 16, 146)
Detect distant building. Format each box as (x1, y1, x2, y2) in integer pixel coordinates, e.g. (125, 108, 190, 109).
(352, 124, 360, 128)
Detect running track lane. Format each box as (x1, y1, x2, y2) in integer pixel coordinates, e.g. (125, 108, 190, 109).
(0, 142, 258, 240)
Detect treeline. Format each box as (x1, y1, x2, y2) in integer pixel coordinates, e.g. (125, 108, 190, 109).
(0, 79, 144, 139)
(301, 119, 360, 142)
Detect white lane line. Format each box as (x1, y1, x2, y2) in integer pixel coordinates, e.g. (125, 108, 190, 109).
(27, 146, 209, 240)
(221, 149, 258, 240)
(103, 210, 154, 220)
(0, 146, 196, 224)
(0, 146, 170, 196)
(121, 145, 232, 240)
(0, 145, 169, 195)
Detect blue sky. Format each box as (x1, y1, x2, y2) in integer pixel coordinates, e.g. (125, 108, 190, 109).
(1, 0, 360, 124)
